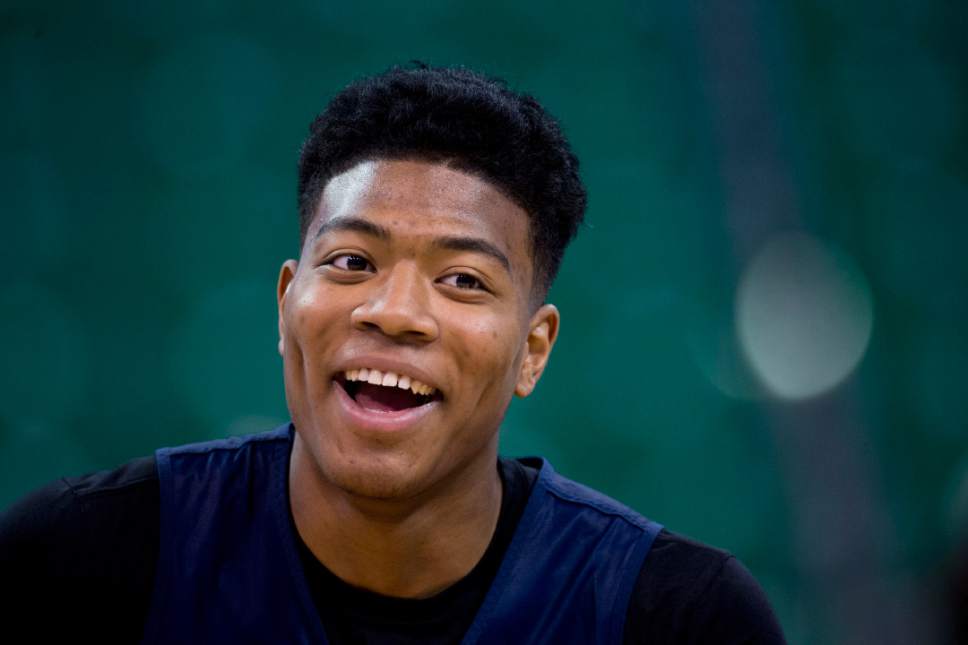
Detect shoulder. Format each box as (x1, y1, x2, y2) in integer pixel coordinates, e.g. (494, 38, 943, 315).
(623, 528, 786, 644)
(0, 453, 158, 548)
(538, 460, 658, 534)
(155, 425, 292, 477)
(513, 462, 783, 642)
(0, 454, 160, 639)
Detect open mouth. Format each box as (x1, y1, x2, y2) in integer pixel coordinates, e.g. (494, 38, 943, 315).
(335, 369, 442, 413)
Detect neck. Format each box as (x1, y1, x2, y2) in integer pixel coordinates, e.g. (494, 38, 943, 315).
(288, 437, 503, 599)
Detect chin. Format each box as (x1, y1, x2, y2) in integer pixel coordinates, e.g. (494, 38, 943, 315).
(320, 450, 430, 501)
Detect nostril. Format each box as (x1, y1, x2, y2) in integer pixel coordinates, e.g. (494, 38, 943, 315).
(351, 303, 438, 341)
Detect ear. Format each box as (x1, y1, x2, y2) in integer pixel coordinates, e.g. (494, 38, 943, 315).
(276, 259, 298, 357)
(514, 304, 560, 398)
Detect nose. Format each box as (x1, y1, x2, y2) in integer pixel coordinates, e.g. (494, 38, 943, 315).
(350, 263, 439, 342)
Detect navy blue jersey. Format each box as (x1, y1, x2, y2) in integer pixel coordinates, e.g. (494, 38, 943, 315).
(142, 423, 662, 644)
(0, 423, 787, 644)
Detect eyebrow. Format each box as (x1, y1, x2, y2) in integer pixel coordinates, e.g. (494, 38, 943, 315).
(313, 217, 390, 242)
(431, 236, 511, 273)
(313, 216, 512, 274)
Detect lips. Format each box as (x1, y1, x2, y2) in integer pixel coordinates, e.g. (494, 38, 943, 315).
(333, 375, 441, 433)
(329, 357, 445, 432)
(338, 377, 436, 412)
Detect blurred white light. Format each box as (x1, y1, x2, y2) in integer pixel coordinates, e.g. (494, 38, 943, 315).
(735, 232, 873, 400)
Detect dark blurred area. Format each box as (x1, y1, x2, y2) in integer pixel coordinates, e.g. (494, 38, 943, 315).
(1, 1, 966, 642)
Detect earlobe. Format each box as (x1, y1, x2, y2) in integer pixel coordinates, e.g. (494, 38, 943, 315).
(514, 304, 560, 398)
(277, 260, 298, 358)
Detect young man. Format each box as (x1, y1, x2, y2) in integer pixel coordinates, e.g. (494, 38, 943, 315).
(0, 65, 785, 643)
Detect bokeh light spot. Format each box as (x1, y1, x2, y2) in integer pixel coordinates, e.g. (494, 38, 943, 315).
(736, 232, 874, 400)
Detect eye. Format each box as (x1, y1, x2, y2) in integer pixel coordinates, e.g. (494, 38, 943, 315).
(439, 272, 484, 290)
(327, 254, 374, 272)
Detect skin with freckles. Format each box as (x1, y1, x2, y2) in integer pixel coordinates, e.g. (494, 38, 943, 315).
(276, 159, 559, 598)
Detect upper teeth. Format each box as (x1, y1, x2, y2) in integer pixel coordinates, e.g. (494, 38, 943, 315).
(345, 369, 436, 396)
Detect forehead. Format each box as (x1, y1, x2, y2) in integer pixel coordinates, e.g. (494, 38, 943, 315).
(310, 160, 532, 275)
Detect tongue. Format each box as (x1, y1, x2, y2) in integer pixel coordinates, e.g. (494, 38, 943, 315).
(354, 383, 425, 412)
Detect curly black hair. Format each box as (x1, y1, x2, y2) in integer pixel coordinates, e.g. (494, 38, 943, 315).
(297, 63, 587, 303)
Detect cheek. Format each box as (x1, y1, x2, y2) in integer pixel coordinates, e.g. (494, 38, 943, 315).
(290, 284, 326, 328)
(283, 284, 351, 372)
(288, 281, 347, 335)
(450, 316, 523, 392)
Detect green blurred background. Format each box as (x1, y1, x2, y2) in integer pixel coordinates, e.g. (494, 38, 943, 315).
(2, 1, 966, 642)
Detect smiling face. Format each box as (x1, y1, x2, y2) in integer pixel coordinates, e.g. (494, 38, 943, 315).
(277, 159, 559, 502)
